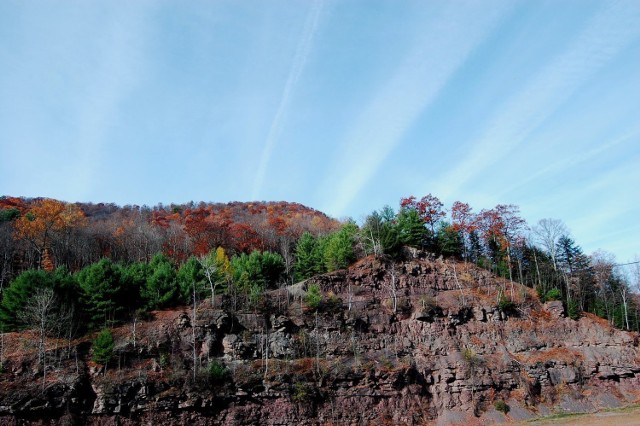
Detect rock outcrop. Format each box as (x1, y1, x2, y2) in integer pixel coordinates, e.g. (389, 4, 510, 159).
(1, 253, 639, 425)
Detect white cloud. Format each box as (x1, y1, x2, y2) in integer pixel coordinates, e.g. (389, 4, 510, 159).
(251, 0, 324, 200)
(318, 0, 514, 216)
(433, 0, 640, 200)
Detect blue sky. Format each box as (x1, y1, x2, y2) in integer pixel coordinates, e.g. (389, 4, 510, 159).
(1, 0, 638, 262)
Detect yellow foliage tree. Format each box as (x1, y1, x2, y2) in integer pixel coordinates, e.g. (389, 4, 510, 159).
(14, 199, 86, 269)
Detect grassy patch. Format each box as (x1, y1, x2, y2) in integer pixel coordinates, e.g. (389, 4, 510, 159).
(524, 404, 640, 424)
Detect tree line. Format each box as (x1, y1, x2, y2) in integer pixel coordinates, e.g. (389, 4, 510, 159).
(1, 194, 638, 338)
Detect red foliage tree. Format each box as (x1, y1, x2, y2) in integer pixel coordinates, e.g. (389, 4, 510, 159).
(400, 194, 446, 233)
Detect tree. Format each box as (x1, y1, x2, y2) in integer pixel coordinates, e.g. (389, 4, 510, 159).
(323, 222, 358, 272)
(360, 209, 400, 257)
(77, 258, 125, 328)
(232, 251, 285, 292)
(436, 222, 463, 258)
(92, 329, 114, 366)
(198, 247, 232, 306)
(400, 194, 445, 234)
(556, 236, 590, 312)
(177, 256, 206, 303)
(532, 219, 568, 270)
(494, 204, 526, 284)
(143, 253, 179, 310)
(450, 201, 475, 262)
(121, 261, 149, 312)
(0, 269, 54, 330)
(396, 208, 427, 248)
(19, 287, 71, 390)
(0, 267, 78, 331)
(14, 199, 86, 269)
(294, 232, 323, 281)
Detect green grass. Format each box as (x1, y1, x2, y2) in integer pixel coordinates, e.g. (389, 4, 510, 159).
(524, 404, 640, 424)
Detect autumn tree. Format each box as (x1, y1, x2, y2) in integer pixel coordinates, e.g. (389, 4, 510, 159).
(400, 194, 446, 235)
(494, 204, 527, 283)
(450, 201, 476, 262)
(14, 199, 86, 270)
(198, 247, 232, 306)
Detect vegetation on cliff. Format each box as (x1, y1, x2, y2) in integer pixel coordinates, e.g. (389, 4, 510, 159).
(0, 194, 638, 424)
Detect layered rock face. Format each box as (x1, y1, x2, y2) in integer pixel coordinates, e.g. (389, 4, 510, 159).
(1, 253, 639, 425)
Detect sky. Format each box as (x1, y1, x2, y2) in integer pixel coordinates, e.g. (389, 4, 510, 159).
(0, 0, 638, 263)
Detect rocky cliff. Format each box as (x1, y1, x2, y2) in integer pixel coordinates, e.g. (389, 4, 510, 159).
(1, 251, 639, 425)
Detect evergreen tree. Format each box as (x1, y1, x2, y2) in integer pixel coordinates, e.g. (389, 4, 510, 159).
(396, 208, 427, 248)
(121, 261, 149, 312)
(323, 222, 358, 272)
(294, 232, 323, 281)
(143, 253, 179, 310)
(0, 269, 54, 330)
(361, 210, 401, 257)
(77, 258, 125, 328)
(177, 256, 206, 303)
(92, 328, 114, 365)
(436, 222, 463, 258)
(232, 251, 285, 291)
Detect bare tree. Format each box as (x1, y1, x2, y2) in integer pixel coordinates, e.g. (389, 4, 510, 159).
(19, 288, 71, 391)
(591, 250, 616, 323)
(532, 219, 569, 271)
(199, 251, 222, 306)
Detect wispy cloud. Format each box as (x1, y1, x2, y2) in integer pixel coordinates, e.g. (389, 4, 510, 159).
(71, 5, 150, 198)
(318, 0, 513, 216)
(495, 132, 638, 201)
(251, 0, 324, 199)
(433, 0, 640, 200)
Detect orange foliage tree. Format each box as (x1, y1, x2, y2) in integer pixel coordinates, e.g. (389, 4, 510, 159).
(14, 199, 86, 269)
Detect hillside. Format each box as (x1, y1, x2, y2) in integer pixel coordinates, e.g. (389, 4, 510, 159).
(1, 251, 638, 425)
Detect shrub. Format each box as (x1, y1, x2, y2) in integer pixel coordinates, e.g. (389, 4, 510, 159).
(545, 288, 562, 301)
(497, 294, 517, 315)
(462, 347, 477, 364)
(92, 329, 114, 365)
(567, 300, 581, 320)
(305, 284, 323, 311)
(159, 353, 169, 369)
(291, 382, 314, 402)
(208, 359, 229, 383)
(494, 399, 510, 414)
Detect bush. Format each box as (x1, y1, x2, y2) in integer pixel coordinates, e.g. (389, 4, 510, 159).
(497, 294, 517, 315)
(304, 284, 323, 311)
(92, 329, 114, 365)
(291, 382, 314, 402)
(494, 399, 510, 414)
(208, 359, 229, 383)
(545, 288, 562, 301)
(462, 347, 477, 364)
(567, 300, 581, 320)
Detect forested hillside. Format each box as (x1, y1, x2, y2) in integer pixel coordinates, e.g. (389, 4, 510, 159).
(0, 194, 637, 337)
